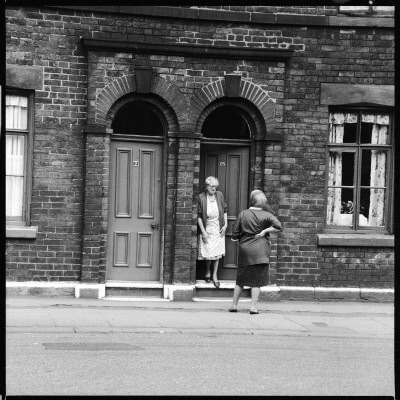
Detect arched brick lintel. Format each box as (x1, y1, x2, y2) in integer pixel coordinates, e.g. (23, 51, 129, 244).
(189, 78, 276, 133)
(95, 74, 188, 131)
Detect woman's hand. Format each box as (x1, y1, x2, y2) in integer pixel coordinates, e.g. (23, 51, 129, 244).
(255, 230, 266, 238)
(219, 225, 227, 237)
(202, 233, 210, 244)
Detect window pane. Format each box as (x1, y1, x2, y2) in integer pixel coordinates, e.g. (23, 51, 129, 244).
(360, 188, 386, 227)
(327, 187, 354, 226)
(6, 134, 25, 219)
(6, 176, 24, 218)
(360, 114, 390, 144)
(361, 149, 387, 187)
(341, 152, 355, 186)
(328, 151, 354, 187)
(6, 135, 25, 175)
(6, 95, 28, 130)
(111, 101, 164, 136)
(329, 112, 357, 144)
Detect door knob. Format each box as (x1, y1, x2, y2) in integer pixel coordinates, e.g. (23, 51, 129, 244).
(151, 223, 159, 230)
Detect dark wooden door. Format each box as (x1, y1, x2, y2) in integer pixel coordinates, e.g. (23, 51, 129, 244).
(200, 145, 250, 280)
(106, 140, 163, 281)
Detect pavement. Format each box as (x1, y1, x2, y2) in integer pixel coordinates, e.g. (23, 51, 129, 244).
(6, 295, 394, 338)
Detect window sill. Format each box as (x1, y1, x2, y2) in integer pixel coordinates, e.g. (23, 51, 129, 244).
(6, 225, 38, 239)
(317, 233, 394, 247)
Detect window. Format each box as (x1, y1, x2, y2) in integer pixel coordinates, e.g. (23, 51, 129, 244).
(202, 105, 250, 139)
(111, 100, 164, 136)
(6, 92, 33, 225)
(326, 108, 393, 232)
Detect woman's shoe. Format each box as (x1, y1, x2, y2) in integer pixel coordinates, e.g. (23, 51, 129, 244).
(205, 275, 211, 283)
(249, 310, 260, 315)
(213, 280, 220, 289)
(229, 308, 237, 312)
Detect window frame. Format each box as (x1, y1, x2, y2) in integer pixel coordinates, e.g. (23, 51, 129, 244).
(6, 89, 34, 226)
(324, 104, 394, 235)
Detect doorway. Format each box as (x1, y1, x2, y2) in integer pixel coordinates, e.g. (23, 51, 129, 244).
(106, 99, 165, 282)
(106, 140, 163, 281)
(199, 144, 250, 281)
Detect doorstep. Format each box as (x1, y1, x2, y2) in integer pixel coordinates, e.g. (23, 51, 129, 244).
(105, 281, 164, 299)
(194, 281, 281, 301)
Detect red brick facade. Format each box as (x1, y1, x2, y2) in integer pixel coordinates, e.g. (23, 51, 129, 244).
(6, 6, 394, 289)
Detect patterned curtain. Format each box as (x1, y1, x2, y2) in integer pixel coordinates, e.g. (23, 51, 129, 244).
(362, 114, 388, 227)
(327, 113, 357, 225)
(327, 153, 342, 225)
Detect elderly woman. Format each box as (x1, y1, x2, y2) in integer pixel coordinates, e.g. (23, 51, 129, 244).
(197, 176, 228, 288)
(230, 190, 282, 314)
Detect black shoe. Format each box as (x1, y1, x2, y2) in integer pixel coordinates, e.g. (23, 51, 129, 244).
(229, 308, 237, 312)
(205, 275, 211, 283)
(249, 310, 260, 315)
(213, 280, 220, 289)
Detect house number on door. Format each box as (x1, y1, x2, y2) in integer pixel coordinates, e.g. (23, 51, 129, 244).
(220, 162, 226, 167)
(133, 161, 139, 167)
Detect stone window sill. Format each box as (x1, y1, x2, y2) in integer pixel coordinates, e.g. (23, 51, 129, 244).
(317, 233, 394, 247)
(6, 225, 38, 239)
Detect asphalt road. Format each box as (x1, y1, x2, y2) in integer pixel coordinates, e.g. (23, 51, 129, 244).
(6, 331, 394, 396)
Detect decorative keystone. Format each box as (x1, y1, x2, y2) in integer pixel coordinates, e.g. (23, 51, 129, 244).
(224, 74, 241, 97)
(135, 67, 154, 93)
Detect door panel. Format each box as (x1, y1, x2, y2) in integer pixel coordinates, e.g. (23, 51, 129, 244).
(113, 232, 130, 267)
(138, 149, 155, 218)
(115, 149, 131, 217)
(200, 145, 250, 280)
(136, 232, 153, 268)
(107, 141, 162, 281)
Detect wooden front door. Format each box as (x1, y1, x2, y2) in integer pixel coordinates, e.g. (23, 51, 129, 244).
(106, 140, 163, 281)
(200, 144, 250, 280)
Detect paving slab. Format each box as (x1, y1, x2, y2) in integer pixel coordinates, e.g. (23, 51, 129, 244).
(6, 295, 394, 339)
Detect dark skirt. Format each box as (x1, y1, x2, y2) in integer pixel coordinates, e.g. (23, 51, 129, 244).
(236, 263, 269, 288)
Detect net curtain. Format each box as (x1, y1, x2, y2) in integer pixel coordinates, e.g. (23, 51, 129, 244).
(6, 95, 28, 218)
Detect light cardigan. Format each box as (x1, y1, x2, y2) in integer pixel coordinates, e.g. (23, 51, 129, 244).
(197, 190, 227, 234)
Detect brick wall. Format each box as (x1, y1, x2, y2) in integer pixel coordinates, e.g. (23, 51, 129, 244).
(273, 25, 394, 287)
(317, 248, 394, 288)
(6, 6, 394, 287)
(6, 7, 87, 281)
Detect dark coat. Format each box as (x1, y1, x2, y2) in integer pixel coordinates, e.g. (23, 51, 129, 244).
(232, 208, 282, 267)
(197, 190, 227, 234)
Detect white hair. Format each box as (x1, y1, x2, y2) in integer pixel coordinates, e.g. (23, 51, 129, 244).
(205, 176, 219, 187)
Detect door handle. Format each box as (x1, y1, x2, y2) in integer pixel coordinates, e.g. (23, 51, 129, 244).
(151, 223, 159, 230)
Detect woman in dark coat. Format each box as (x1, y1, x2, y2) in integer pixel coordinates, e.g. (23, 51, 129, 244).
(230, 190, 282, 314)
(197, 176, 228, 288)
